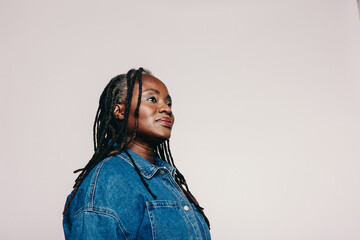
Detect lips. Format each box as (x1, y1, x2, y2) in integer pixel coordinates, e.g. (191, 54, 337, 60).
(156, 117, 173, 128)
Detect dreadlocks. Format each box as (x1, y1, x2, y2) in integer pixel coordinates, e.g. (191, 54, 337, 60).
(63, 68, 210, 229)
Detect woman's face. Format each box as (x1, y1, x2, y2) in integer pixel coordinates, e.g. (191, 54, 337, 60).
(126, 74, 175, 145)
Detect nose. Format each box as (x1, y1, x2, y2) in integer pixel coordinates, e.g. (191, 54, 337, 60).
(159, 102, 172, 116)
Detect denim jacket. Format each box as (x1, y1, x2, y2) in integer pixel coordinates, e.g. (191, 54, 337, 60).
(63, 150, 211, 240)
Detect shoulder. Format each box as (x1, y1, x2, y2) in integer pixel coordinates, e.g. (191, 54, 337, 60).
(66, 154, 144, 215)
(92, 154, 144, 194)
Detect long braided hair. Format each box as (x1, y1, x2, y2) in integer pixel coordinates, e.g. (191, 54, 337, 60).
(63, 68, 210, 228)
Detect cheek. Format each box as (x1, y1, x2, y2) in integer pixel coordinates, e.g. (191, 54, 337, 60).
(137, 110, 155, 127)
(139, 117, 154, 128)
(138, 105, 155, 119)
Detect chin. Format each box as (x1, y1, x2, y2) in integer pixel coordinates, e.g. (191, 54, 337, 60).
(152, 134, 171, 145)
(157, 135, 171, 142)
(154, 129, 172, 140)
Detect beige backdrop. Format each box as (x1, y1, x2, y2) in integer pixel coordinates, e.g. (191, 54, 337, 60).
(1, 0, 359, 239)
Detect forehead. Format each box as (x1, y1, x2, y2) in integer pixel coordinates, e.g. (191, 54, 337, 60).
(141, 74, 169, 93)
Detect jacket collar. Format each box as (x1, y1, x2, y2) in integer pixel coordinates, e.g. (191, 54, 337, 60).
(117, 149, 176, 179)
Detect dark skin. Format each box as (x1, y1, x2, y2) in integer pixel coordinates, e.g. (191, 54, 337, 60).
(114, 74, 174, 164)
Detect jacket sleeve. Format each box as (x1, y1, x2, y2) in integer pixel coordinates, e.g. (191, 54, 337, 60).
(66, 210, 130, 240)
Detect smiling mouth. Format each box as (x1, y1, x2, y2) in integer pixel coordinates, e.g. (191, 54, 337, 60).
(156, 117, 173, 128)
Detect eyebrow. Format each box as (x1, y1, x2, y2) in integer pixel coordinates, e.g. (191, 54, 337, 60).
(143, 88, 172, 100)
(143, 88, 160, 94)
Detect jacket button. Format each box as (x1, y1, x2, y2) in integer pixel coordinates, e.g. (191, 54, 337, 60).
(159, 170, 165, 175)
(183, 205, 189, 211)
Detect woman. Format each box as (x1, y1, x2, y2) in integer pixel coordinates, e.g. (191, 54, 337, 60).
(63, 68, 210, 239)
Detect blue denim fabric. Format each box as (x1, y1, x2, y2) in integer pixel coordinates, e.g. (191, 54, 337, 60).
(63, 150, 211, 240)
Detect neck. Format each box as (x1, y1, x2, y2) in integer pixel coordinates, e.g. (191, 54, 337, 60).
(127, 140, 155, 164)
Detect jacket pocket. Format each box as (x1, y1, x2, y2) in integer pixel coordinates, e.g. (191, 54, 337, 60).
(146, 200, 193, 240)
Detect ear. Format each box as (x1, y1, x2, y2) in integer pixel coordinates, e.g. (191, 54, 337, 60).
(114, 104, 125, 120)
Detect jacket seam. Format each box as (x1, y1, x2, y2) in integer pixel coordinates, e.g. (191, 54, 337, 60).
(74, 207, 132, 240)
(118, 152, 176, 179)
(88, 157, 112, 209)
(118, 154, 156, 179)
(193, 207, 210, 240)
(162, 175, 196, 239)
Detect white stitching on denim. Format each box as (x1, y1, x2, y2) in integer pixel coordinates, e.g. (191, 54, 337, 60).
(88, 157, 112, 209)
(74, 208, 132, 240)
(118, 154, 157, 179)
(146, 200, 194, 240)
(118, 153, 176, 179)
(162, 175, 196, 239)
(160, 179, 195, 239)
(177, 204, 194, 240)
(146, 202, 156, 240)
(193, 206, 210, 240)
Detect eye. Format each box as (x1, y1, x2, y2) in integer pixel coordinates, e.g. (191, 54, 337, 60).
(167, 102, 172, 108)
(145, 96, 157, 103)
